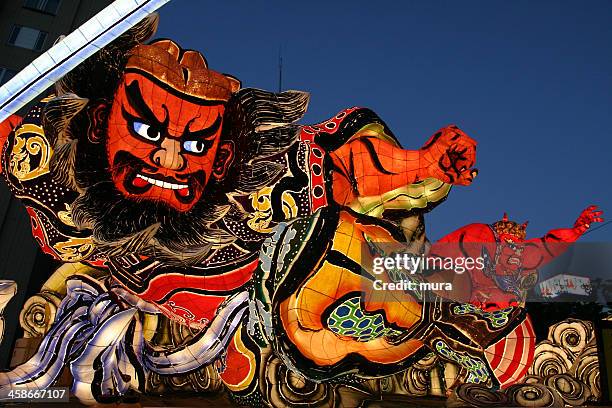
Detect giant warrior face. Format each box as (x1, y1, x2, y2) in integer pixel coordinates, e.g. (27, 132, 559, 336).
(104, 40, 240, 212)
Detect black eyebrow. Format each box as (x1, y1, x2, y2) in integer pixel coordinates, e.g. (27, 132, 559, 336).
(125, 81, 168, 128)
(183, 114, 222, 140)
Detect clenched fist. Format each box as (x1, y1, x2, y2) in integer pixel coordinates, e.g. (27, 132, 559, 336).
(421, 125, 478, 186)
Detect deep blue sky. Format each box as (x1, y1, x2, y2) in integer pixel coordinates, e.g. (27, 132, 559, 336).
(155, 0, 612, 241)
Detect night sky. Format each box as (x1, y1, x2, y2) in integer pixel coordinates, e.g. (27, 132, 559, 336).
(154, 0, 612, 241)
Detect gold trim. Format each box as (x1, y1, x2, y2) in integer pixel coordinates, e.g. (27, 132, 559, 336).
(57, 203, 76, 227)
(9, 124, 52, 181)
(53, 237, 96, 262)
(247, 186, 298, 233)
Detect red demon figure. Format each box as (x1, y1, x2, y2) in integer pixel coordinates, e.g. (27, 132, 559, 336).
(427, 206, 604, 310)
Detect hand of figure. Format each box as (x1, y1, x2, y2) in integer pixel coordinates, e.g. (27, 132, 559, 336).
(573, 205, 604, 235)
(421, 125, 478, 186)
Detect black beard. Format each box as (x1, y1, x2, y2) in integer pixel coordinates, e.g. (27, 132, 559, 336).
(71, 178, 235, 266)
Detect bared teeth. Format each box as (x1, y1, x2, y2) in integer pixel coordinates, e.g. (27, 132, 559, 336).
(136, 174, 188, 190)
(508, 257, 520, 265)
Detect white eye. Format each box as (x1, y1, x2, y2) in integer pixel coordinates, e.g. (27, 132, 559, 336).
(133, 121, 160, 141)
(183, 140, 206, 153)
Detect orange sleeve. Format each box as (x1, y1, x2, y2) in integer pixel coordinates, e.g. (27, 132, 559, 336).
(0, 114, 22, 174)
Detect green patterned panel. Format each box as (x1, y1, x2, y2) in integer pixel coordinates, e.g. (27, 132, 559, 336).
(327, 297, 401, 342)
(435, 340, 489, 384)
(453, 303, 514, 328)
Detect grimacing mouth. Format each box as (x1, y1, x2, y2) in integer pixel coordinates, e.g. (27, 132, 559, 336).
(112, 150, 206, 205)
(507, 256, 522, 266)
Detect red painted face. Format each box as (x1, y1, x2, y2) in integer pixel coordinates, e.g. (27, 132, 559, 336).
(105, 73, 233, 212)
(497, 233, 525, 275)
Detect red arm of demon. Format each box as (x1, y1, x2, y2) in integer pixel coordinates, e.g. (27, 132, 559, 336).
(329, 125, 478, 205)
(0, 114, 22, 174)
(521, 206, 604, 270)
